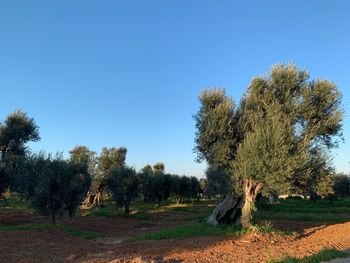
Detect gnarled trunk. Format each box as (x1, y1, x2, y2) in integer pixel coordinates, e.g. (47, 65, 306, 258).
(240, 179, 263, 228)
(81, 190, 104, 208)
(206, 179, 263, 227)
(206, 191, 243, 225)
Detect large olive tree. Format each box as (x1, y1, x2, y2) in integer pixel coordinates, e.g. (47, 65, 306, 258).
(194, 64, 343, 227)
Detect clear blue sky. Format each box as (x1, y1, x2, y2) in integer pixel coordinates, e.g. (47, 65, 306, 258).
(0, 1, 349, 177)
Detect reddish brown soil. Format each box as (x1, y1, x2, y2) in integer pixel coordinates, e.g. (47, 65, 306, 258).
(1, 210, 350, 263)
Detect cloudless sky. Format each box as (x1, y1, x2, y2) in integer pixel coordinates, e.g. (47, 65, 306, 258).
(0, 1, 349, 177)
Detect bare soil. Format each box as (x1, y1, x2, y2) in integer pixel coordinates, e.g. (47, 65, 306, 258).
(1, 210, 350, 263)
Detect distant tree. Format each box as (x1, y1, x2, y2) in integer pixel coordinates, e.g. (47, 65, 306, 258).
(69, 145, 97, 176)
(98, 147, 127, 175)
(82, 146, 127, 207)
(179, 176, 192, 202)
(0, 110, 40, 196)
(138, 164, 154, 202)
(190, 176, 200, 200)
(153, 162, 165, 173)
(106, 166, 139, 214)
(28, 154, 91, 224)
(333, 173, 350, 198)
(151, 172, 166, 204)
(170, 175, 182, 203)
(305, 150, 335, 200)
(195, 64, 343, 226)
(69, 145, 97, 209)
(199, 178, 207, 197)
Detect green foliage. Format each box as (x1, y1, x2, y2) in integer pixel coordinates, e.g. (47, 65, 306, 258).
(205, 164, 232, 197)
(106, 166, 139, 214)
(241, 64, 343, 195)
(194, 88, 238, 166)
(137, 164, 201, 205)
(233, 107, 303, 196)
(0, 110, 40, 196)
(69, 145, 98, 177)
(270, 248, 348, 263)
(27, 154, 91, 223)
(194, 64, 344, 225)
(333, 173, 350, 198)
(98, 147, 127, 176)
(138, 164, 154, 201)
(153, 162, 165, 173)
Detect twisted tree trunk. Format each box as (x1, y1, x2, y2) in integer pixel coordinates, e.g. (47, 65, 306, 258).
(240, 179, 263, 227)
(81, 190, 104, 208)
(206, 179, 263, 227)
(206, 191, 243, 225)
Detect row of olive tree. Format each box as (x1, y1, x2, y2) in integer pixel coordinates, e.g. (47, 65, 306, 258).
(0, 111, 92, 224)
(106, 164, 201, 214)
(194, 64, 344, 227)
(138, 163, 200, 205)
(68, 145, 203, 214)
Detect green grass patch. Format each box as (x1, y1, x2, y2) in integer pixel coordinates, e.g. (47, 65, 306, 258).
(0, 223, 56, 231)
(258, 199, 350, 214)
(83, 208, 116, 217)
(270, 248, 349, 263)
(256, 211, 345, 223)
(61, 226, 104, 239)
(255, 198, 350, 223)
(169, 214, 208, 222)
(128, 222, 246, 242)
(82, 207, 153, 220)
(0, 223, 104, 240)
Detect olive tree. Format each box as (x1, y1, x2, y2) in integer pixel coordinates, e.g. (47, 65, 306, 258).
(195, 64, 343, 227)
(0, 110, 40, 196)
(106, 166, 139, 214)
(79, 146, 127, 207)
(28, 154, 91, 224)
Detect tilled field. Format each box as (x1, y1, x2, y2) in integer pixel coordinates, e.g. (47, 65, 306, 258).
(1, 209, 350, 263)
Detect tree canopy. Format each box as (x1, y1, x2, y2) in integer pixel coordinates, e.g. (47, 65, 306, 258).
(194, 64, 344, 226)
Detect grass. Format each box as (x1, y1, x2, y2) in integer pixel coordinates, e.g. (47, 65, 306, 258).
(128, 221, 295, 242)
(259, 199, 350, 214)
(256, 198, 350, 223)
(169, 214, 208, 222)
(61, 226, 104, 239)
(82, 207, 153, 220)
(0, 223, 104, 240)
(256, 211, 345, 223)
(128, 222, 247, 242)
(0, 223, 56, 231)
(270, 248, 349, 263)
